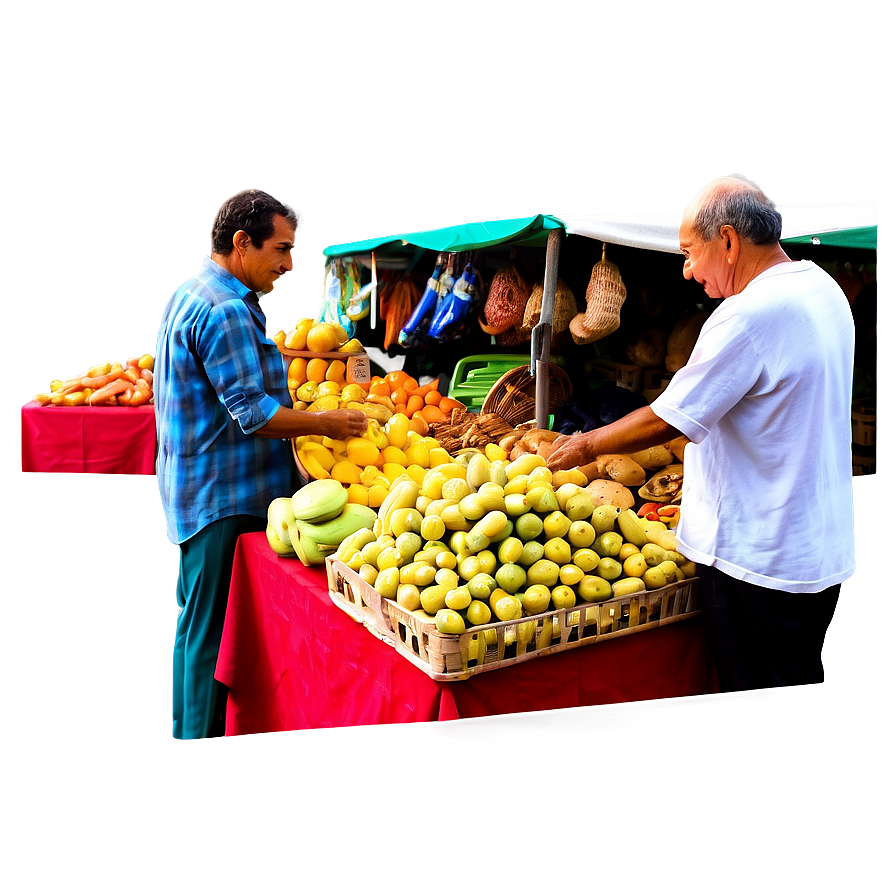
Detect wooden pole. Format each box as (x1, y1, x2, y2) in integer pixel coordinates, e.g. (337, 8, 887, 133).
(533, 228, 563, 429)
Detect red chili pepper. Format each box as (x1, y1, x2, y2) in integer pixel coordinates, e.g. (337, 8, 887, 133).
(638, 503, 663, 518)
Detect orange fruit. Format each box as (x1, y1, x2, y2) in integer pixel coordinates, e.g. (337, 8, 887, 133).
(439, 396, 466, 414)
(414, 379, 439, 396)
(419, 405, 448, 423)
(390, 388, 408, 407)
(385, 370, 409, 390)
(287, 356, 308, 387)
(405, 394, 425, 415)
(424, 390, 442, 406)
(326, 359, 347, 383)
(403, 376, 419, 393)
(306, 322, 341, 353)
(306, 357, 329, 383)
(289, 318, 315, 350)
(409, 413, 429, 435)
(369, 379, 390, 396)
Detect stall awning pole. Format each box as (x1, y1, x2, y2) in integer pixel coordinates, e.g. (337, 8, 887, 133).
(533, 228, 563, 429)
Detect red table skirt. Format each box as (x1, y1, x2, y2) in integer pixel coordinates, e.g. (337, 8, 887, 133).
(215, 533, 719, 736)
(21, 402, 156, 475)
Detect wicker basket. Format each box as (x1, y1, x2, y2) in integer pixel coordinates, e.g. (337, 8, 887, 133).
(520, 279, 577, 348)
(480, 362, 572, 427)
(326, 557, 700, 682)
(569, 243, 627, 345)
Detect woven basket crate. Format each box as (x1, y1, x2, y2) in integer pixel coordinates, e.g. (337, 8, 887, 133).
(326, 557, 700, 682)
(479, 363, 573, 427)
(569, 243, 627, 345)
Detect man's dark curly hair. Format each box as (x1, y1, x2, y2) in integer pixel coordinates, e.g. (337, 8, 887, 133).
(211, 189, 298, 255)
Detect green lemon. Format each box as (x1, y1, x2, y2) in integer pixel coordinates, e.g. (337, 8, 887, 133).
(526, 558, 560, 588)
(497, 536, 524, 565)
(420, 514, 446, 542)
(435, 608, 467, 634)
(597, 557, 623, 581)
(551, 584, 577, 609)
(521, 584, 552, 615)
(519, 541, 545, 566)
(515, 512, 544, 542)
(467, 572, 497, 601)
(567, 520, 596, 549)
(578, 575, 613, 602)
(559, 564, 584, 586)
(494, 595, 523, 621)
(495, 563, 527, 594)
(465, 599, 492, 626)
(542, 511, 572, 540)
(476, 550, 497, 576)
(396, 583, 421, 611)
(595, 531, 623, 558)
(543, 537, 572, 566)
(445, 585, 473, 610)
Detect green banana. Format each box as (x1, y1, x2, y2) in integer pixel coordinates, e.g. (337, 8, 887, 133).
(377, 476, 421, 536)
(617, 508, 648, 547)
(296, 503, 377, 547)
(288, 520, 334, 566)
(335, 527, 377, 563)
(291, 479, 348, 525)
(266, 523, 296, 556)
(267, 496, 296, 542)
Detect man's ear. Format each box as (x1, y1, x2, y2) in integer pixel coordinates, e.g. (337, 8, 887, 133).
(719, 224, 739, 264)
(233, 230, 252, 254)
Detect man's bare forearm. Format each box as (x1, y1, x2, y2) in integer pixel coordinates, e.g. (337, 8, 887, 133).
(547, 406, 682, 471)
(254, 406, 367, 441)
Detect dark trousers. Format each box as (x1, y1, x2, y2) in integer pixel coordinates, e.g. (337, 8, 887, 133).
(173, 515, 266, 739)
(696, 563, 840, 693)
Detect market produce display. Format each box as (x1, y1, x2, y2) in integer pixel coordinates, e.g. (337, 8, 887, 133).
(266, 479, 377, 566)
(31, 355, 155, 407)
(326, 450, 695, 635)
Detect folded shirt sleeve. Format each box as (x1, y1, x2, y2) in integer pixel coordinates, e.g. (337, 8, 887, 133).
(196, 298, 282, 434)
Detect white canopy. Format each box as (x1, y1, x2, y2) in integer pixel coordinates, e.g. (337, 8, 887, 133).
(558, 203, 877, 254)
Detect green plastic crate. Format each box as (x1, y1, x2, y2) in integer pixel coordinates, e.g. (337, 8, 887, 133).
(448, 354, 531, 412)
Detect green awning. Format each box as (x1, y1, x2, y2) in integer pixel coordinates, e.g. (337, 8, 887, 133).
(323, 213, 876, 259)
(782, 226, 877, 250)
(323, 214, 566, 258)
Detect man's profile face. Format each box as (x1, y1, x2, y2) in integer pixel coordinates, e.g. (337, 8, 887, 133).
(241, 214, 296, 294)
(679, 221, 729, 299)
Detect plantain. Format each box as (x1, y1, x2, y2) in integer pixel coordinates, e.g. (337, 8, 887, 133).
(291, 478, 349, 524)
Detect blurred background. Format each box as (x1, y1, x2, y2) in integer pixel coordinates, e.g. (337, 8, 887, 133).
(3, 2, 891, 892)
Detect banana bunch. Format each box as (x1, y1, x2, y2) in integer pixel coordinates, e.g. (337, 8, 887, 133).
(266, 479, 377, 566)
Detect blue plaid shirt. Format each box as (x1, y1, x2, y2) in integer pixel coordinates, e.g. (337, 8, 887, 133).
(155, 256, 296, 544)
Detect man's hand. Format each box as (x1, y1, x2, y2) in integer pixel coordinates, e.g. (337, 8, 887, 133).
(546, 431, 598, 472)
(319, 408, 368, 441)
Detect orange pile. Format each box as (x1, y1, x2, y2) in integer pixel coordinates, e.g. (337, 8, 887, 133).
(366, 369, 465, 434)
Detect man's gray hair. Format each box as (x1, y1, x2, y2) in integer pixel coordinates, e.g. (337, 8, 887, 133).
(691, 174, 783, 246)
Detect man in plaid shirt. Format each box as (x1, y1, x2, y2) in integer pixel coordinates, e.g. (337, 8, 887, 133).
(156, 189, 366, 739)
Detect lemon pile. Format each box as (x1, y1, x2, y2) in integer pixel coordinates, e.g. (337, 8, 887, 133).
(332, 452, 695, 636)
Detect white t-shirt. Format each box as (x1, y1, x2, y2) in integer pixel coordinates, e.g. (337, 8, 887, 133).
(652, 260, 856, 593)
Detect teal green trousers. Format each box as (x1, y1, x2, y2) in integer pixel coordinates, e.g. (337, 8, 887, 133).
(173, 515, 266, 739)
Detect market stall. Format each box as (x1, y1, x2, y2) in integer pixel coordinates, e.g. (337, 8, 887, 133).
(215, 532, 717, 736)
(220, 203, 874, 736)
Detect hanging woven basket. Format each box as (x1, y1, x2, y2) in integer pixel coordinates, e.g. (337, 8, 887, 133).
(481, 265, 528, 335)
(480, 362, 573, 428)
(520, 278, 578, 348)
(569, 243, 627, 345)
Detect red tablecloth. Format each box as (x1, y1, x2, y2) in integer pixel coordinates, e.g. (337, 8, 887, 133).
(215, 533, 719, 736)
(21, 402, 156, 474)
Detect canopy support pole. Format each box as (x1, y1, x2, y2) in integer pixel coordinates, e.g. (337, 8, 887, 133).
(532, 228, 563, 429)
